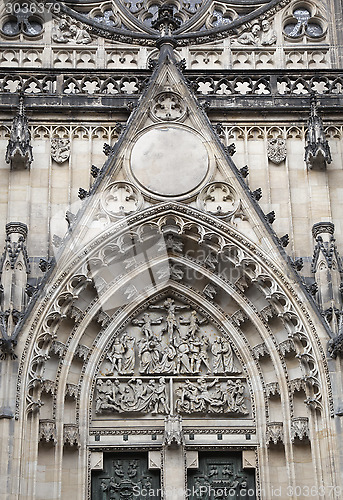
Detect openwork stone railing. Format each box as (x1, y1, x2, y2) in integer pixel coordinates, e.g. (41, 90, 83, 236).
(0, 70, 343, 98)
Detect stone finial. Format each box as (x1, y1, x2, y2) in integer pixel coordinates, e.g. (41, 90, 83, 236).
(305, 95, 331, 170)
(5, 90, 33, 170)
(152, 4, 181, 39)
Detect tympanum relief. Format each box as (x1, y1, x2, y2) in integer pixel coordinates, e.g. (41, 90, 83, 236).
(94, 297, 249, 417)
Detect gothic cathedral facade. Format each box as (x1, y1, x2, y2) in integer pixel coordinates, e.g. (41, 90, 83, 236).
(0, 1, 343, 499)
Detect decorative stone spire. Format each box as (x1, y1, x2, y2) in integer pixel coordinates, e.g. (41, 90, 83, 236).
(305, 95, 331, 170)
(5, 89, 33, 170)
(152, 4, 181, 40)
(311, 222, 342, 334)
(0, 223, 30, 343)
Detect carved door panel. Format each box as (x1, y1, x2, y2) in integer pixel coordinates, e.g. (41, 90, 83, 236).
(187, 452, 256, 500)
(91, 452, 161, 500)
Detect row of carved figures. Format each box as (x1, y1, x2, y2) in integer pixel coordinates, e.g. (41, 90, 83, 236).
(103, 302, 241, 376)
(95, 377, 248, 415)
(105, 331, 239, 376)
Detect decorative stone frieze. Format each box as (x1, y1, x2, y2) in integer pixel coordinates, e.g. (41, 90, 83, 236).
(95, 376, 249, 416)
(233, 19, 277, 46)
(100, 298, 242, 378)
(52, 19, 92, 44)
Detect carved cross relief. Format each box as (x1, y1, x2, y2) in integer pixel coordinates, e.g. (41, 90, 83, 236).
(94, 297, 249, 418)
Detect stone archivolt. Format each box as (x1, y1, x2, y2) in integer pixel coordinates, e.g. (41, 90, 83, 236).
(16, 204, 330, 440)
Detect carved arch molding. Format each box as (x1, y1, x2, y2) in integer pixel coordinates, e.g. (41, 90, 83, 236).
(17, 203, 331, 450)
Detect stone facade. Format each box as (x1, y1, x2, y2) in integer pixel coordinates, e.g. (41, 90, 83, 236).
(0, 1, 343, 499)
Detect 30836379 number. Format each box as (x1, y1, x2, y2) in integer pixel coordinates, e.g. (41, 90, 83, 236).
(5, 2, 61, 15)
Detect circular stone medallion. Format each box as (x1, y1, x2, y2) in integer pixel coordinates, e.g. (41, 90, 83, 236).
(130, 127, 209, 197)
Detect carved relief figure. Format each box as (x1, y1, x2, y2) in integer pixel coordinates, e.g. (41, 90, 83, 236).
(211, 337, 239, 374)
(52, 19, 91, 44)
(175, 377, 249, 415)
(106, 338, 125, 374)
(121, 333, 135, 374)
(261, 19, 277, 45)
(95, 378, 169, 414)
(234, 23, 260, 45)
(233, 20, 276, 46)
(138, 336, 162, 374)
(150, 297, 189, 342)
(132, 312, 163, 340)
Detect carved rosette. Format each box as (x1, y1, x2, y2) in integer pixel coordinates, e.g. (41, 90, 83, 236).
(51, 138, 70, 164)
(291, 417, 310, 442)
(197, 182, 241, 219)
(39, 419, 57, 444)
(150, 92, 187, 122)
(266, 422, 284, 445)
(267, 138, 287, 164)
(100, 182, 143, 219)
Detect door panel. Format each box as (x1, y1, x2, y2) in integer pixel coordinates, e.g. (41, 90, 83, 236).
(91, 452, 161, 500)
(187, 451, 256, 500)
